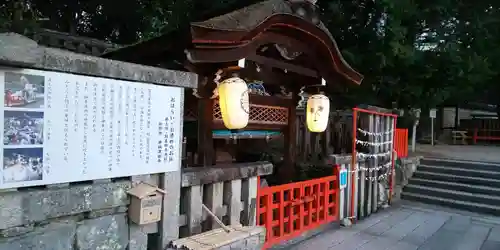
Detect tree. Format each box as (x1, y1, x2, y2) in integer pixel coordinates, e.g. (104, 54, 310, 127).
(3, 0, 500, 112)
(318, 0, 500, 111)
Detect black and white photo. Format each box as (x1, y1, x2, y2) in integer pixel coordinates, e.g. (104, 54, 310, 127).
(4, 111, 44, 145)
(4, 72, 45, 108)
(3, 148, 43, 183)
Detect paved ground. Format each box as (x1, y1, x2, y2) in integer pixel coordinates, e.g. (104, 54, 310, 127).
(413, 144, 500, 163)
(289, 203, 500, 250)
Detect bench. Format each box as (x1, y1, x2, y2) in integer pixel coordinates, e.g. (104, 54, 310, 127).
(452, 130, 469, 145)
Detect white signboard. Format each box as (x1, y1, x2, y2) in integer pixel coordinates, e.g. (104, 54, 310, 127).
(429, 109, 437, 118)
(0, 68, 183, 189)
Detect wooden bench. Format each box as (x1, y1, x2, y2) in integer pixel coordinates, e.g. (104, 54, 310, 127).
(452, 130, 469, 145)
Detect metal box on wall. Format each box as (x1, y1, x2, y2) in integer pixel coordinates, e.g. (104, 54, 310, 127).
(127, 183, 165, 225)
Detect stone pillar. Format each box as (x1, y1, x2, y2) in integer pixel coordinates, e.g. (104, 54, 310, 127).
(158, 91, 184, 249)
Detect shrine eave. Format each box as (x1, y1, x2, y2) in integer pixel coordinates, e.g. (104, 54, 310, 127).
(103, 0, 363, 86)
(188, 14, 363, 85)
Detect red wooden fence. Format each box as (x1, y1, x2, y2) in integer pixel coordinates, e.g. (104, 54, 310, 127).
(257, 167, 339, 249)
(394, 128, 408, 158)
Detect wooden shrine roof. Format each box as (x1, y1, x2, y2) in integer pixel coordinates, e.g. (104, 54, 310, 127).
(104, 0, 363, 86)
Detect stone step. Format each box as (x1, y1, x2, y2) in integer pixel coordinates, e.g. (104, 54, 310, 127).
(408, 178, 500, 196)
(420, 158, 500, 172)
(401, 192, 500, 216)
(413, 171, 500, 188)
(418, 164, 500, 180)
(403, 184, 500, 206)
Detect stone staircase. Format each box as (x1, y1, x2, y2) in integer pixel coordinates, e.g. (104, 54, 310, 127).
(401, 158, 500, 215)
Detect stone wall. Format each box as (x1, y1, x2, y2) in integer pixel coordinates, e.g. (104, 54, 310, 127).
(392, 156, 422, 201)
(0, 179, 132, 250)
(0, 160, 274, 250)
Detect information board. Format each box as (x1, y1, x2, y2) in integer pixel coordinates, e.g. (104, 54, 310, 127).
(429, 109, 437, 118)
(0, 68, 183, 189)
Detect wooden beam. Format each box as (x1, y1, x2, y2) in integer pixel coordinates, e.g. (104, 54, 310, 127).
(197, 98, 215, 166)
(247, 54, 319, 78)
(188, 32, 307, 62)
(280, 93, 300, 183)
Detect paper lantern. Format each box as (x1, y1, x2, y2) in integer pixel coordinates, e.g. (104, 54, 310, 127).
(306, 94, 330, 132)
(218, 77, 249, 129)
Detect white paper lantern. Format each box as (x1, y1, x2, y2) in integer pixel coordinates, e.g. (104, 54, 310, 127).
(218, 77, 249, 129)
(306, 94, 330, 132)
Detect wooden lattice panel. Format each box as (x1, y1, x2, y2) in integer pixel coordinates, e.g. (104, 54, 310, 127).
(257, 171, 338, 248)
(213, 101, 288, 125)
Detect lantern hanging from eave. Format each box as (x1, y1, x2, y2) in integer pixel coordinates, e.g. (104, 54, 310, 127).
(306, 93, 330, 132)
(218, 77, 250, 129)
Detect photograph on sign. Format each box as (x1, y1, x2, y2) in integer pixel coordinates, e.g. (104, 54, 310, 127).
(0, 68, 183, 189)
(3, 147, 43, 183)
(4, 111, 44, 145)
(4, 72, 45, 109)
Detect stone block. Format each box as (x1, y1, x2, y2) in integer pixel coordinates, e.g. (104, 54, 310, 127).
(159, 170, 182, 249)
(245, 235, 260, 247)
(42, 47, 198, 89)
(181, 162, 273, 187)
(229, 239, 245, 249)
(87, 206, 128, 219)
(0, 221, 76, 250)
(217, 245, 231, 250)
(0, 33, 43, 66)
(0, 181, 130, 229)
(245, 235, 265, 250)
(0, 33, 197, 89)
(76, 214, 128, 250)
(128, 224, 148, 250)
(0, 224, 35, 238)
(259, 234, 266, 244)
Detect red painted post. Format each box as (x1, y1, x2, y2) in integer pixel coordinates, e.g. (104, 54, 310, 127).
(333, 164, 340, 219)
(256, 176, 260, 225)
(473, 128, 478, 144)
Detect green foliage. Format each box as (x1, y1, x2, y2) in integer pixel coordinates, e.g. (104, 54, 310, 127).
(321, 0, 500, 110)
(2, 0, 500, 110)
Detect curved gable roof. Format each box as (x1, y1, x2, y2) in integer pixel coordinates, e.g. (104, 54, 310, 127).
(104, 0, 363, 85)
(189, 0, 363, 85)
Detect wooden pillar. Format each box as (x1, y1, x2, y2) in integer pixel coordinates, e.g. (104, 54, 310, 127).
(197, 98, 214, 166)
(280, 96, 299, 183)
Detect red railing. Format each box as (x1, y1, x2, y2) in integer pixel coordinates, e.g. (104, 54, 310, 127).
(257, 167, 339, 249)
(395, 128, 409, 157)
(472, 128, 500, 144)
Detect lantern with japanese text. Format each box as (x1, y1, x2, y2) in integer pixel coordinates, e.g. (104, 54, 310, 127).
(218, 77, 249, 129)
(306, 93, 330, 132)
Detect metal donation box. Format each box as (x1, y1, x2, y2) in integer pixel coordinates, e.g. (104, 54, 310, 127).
(127, 183, 166, 225)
